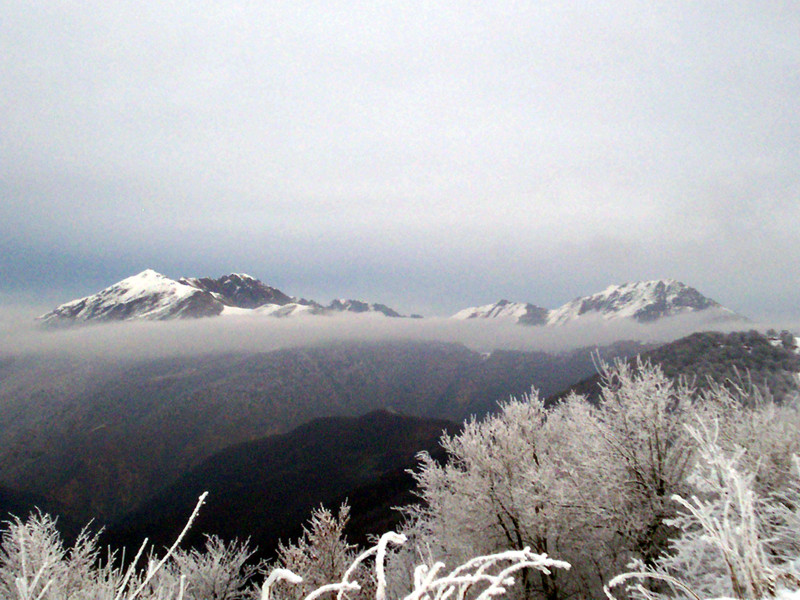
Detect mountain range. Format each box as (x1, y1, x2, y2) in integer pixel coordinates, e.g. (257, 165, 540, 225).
(39, 271, 743, 327)
(453, 279, 740, 325)
(38, 270, 406, 325)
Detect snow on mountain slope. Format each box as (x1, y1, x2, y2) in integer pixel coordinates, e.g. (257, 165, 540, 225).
(39, 271, 407, 325)
(221, 299, 404, 318)
(220, 302, 324, 318)
(38, 270, 223, 325)
(546, 279, 731, 325)
(452, 280, 741, 326)
(328, 299, 402, 317)
(452, 300, 549, 325)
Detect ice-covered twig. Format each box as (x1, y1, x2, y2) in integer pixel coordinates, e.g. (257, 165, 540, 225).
(376, 532, 407, 600)
(260, 568, 360, 600)
(114, 538, 149, 600)
(127, 491, 208, 600)
(404, 548, 570, 600)
(261, 568, 303, 600)
(604, 571, 702, 600)
(305, 581, 361, 600)
(265, 536, 568, 600)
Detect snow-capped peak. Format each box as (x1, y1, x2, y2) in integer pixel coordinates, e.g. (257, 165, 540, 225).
(70, 269, 198, 307)
(546, 279, 722, 325)
(115, 269, 192, 295)
(38, 271, 407, 325)
(450, 280, 739, 327)
(38, 270, 220, 324)
(452, 300, 549, 325)
(327, 298, 403, 317)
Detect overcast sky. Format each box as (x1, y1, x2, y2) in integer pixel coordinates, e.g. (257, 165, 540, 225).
(2, 1, 798, 318)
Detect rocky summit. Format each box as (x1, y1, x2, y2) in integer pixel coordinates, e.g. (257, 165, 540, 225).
(38, 270, 408, 325)
(452, 279, 742, 326)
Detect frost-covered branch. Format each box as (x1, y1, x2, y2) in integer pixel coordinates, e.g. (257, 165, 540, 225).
(263, 531, 570, 600)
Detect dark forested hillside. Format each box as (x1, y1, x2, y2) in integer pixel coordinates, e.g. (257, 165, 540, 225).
(548, 330, 800, 404)
(103, 410, 455, 561)
(0, 340, 645, 525)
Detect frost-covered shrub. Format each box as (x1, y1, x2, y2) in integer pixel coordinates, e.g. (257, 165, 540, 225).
(403, 388, 575, 599)
(0, 512, 121, 600)
(0, 496, 572, 600)
(150, 535, 258, 600)
(0, 494, 211, 600)
(261, 531, 571, 600)
(269, 503, 362, 600)
(765, 456, 800, 572)
(606, 420, 800, 600)
(402, 359, 702, 600)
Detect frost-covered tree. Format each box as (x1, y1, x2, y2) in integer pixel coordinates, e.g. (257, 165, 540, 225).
(607, 418, 800, 600)
(581, 359, 698, 567)
(0, 512, 119, 600)
(151, 535, 258, 600)
(702, 378, 800, 498)
(401, 359, 708, 600)
(271, 503, 360, 600)
(404, 390, 571, 600)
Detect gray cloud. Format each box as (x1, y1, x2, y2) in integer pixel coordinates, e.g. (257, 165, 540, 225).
(2, 1, 799, 318)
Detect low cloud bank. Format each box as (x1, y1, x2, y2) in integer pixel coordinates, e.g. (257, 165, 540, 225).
(0, 306, 772, 362)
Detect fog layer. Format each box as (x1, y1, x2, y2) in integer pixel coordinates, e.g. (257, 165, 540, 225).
(0, 307, 760, 361)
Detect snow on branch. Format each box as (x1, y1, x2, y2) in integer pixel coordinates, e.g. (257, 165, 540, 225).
(261, 532, 570, 600)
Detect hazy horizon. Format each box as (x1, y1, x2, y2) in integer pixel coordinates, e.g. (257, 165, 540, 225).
(2, 302, 791, 362)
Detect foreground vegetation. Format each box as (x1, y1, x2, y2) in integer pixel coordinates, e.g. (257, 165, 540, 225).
(1, 360, 798, 599)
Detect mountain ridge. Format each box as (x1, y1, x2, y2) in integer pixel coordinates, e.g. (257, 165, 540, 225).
(454, 279, 742, 326)
(545, 329, 800, 406)
(38, 270, 407, 325)
(38, 271, 744, 327)
(179, 272, 294, 308)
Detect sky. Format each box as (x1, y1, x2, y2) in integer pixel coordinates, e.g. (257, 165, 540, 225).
(2, 1, 799, 319)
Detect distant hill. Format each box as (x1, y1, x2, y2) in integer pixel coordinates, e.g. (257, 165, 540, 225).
(103, 411, 454, 561)
(0, 340, 645, 525)
(547, 330, 800, 405)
